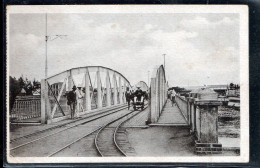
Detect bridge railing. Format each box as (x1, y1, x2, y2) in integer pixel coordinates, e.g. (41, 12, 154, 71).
(41, 66, 131, 124)
(175, 88, 223, 153)
(175, 95, 189, 123)
(10, 96, 41, 122)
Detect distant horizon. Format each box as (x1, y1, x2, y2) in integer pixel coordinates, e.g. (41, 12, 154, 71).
(9, 74, 238, 88)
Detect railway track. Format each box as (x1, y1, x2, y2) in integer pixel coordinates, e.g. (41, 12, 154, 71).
(95, 106, 148, 157)
(10, 104, 127, 143)
(47, 126, 102, 157)
(48, 106, 147, 157)
(10, 105, 132, 157)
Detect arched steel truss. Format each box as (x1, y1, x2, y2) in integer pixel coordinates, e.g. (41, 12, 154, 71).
(148, 65, 168, 123)
(41, 66, 131, 123)
(134, 81, 149, 92)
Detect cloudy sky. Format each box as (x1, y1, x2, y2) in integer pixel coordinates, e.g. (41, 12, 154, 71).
(8, 13, 239, 86)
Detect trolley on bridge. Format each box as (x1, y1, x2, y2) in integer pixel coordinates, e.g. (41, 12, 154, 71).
(132, 86, 146, 111)
(133, 95, 145, 111)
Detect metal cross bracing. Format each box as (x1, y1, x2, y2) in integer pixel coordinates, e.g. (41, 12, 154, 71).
(41, 66, 131, 124)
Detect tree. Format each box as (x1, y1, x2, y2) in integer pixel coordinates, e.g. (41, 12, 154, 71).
(25, 81, 33, 95)
(18, 76, 25, 89)
(9, 76, 41, 110)
(9, 76, 21, 110)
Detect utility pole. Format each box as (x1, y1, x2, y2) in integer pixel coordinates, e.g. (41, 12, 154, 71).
(44, 13, 67, 79)
(45, 13, 48, 79)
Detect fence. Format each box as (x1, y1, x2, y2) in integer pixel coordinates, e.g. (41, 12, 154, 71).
(175, 89, 222, 145)
(175, 95, 189, 123)
(10, 96, 41, 122)
(175, 94, 200, 138)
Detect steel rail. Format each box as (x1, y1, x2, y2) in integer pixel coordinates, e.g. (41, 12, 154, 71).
(113, 106, 148, 156)
(95, 105, 148, 157)
(10, 105, 128, 151)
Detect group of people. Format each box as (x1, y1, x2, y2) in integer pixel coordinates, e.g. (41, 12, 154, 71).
(67, 86, 84, 119)
(66, 85, 149, 119)
(67, 85, 178, 118)
(125, 87, 148, 110)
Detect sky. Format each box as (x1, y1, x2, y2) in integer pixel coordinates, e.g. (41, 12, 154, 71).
(8, 13, 240, 87)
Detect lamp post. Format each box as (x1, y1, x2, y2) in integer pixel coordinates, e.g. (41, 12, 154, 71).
(148, 70, 150, 87)
(163, 54, 166, 70)
(163, 54, 166, 80)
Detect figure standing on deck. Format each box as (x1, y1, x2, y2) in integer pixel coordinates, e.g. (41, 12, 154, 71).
(76, 86, 84, 118)
(171, 92, 176, 106)
(67, 86, 77, 119)
(125, 87, 132, 110)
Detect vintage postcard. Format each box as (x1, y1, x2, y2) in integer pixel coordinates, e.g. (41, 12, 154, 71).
(6, 5, 249, 163)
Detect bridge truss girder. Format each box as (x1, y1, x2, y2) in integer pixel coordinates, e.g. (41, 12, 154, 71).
(148, 65, 168, 123)
(41, 66, 131, 124)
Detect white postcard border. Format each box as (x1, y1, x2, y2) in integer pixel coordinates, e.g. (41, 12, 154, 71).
(6, 5, 249, 163)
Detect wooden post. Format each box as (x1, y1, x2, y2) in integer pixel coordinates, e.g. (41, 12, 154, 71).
(106, 70, 111, 107)
(97, 68, 102, 109)
(85, 70, 91, 111)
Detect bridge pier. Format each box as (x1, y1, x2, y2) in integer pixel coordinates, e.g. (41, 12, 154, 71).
(190, 88, 222, 154)
(174, 87, 223, 154)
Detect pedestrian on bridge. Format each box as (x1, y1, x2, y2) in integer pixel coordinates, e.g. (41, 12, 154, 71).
(125, 87, 132, 110)
(171, 92, 176, 107)
(76, 86, 84, 118)
(67, 85, 77, 119)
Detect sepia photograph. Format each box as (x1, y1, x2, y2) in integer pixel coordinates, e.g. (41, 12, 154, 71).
(6, 5, 249, 163)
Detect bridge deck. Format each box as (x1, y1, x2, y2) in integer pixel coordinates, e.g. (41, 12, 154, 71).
(157, 99, 187, 125)
(123, 107, 149, 127)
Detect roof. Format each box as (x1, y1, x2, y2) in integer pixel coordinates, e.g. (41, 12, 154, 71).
(20, 88, 26, 93)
